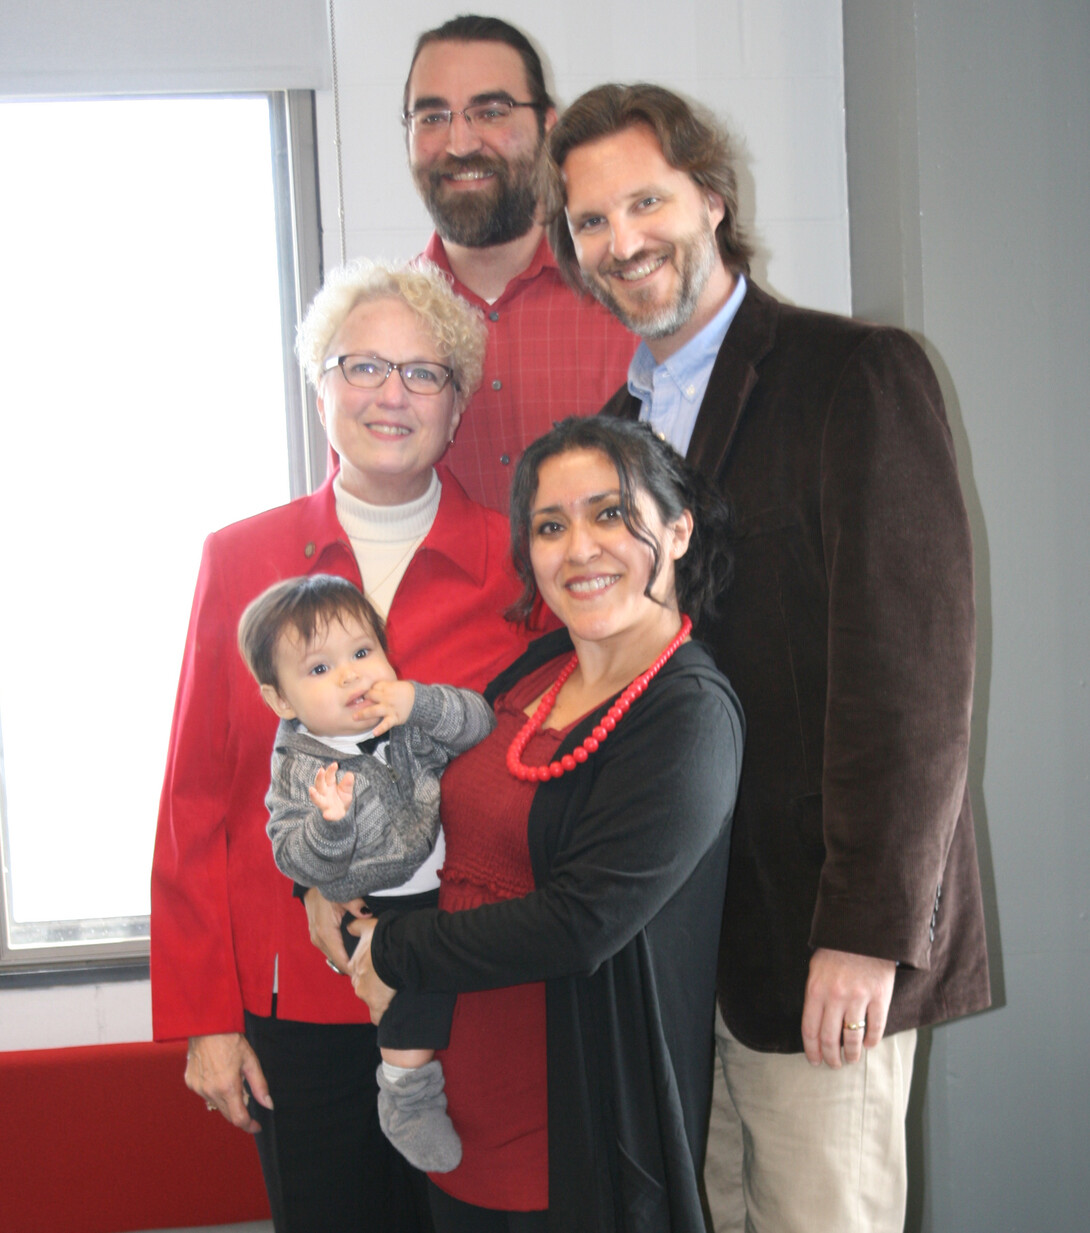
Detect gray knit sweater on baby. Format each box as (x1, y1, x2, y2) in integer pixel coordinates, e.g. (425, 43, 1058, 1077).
(266, 682, 495, 901)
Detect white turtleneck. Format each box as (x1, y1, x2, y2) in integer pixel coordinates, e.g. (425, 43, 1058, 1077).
(333, 470, 441, 617)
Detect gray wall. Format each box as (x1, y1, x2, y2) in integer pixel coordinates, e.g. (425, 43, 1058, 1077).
(844, 2, 1090, 1229)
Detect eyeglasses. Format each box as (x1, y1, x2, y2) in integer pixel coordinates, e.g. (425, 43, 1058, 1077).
(402, 99, 542, 135)
(322, 354, 455, 396)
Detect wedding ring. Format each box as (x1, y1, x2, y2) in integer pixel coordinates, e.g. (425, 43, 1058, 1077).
(843, 1020, 866, 1032)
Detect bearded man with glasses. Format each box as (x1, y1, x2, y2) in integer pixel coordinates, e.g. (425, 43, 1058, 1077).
(400, 15, 636, 513)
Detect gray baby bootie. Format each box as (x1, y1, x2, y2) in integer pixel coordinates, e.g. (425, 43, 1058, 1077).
(376, 1060, 462, 1173)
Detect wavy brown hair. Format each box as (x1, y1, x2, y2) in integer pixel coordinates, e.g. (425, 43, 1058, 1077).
(546, 83, 753, 291)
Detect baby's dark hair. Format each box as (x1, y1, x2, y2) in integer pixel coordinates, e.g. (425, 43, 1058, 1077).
(238, 575, 387, 691)
(508, 416, 734, 628)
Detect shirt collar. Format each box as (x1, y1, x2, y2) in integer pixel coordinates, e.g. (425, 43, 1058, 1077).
(420, 232, 557, 308)
(295, 724, 382, 757)
(628, 274, 747, 402)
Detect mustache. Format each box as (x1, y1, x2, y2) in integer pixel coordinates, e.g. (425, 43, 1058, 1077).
(598, 248, 670, 277)
(428, 154, 505, 182)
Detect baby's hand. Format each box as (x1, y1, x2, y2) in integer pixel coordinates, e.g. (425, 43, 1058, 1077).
(352, 679, 415, 737)
(308, 762, 354, 822)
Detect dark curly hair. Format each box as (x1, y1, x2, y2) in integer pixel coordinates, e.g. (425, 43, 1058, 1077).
(508, 416, 734, 629)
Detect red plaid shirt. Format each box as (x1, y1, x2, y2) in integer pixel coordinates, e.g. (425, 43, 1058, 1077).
(421, 233, 637, 512)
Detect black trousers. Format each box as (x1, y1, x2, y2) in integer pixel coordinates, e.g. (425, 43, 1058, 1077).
(427, 1182, 548, 1232)
(341, 888, 455, 1052)
(244, 1004, 433, 1232)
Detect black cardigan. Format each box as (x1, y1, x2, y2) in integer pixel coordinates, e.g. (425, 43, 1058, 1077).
(371, 631, 744, 1232)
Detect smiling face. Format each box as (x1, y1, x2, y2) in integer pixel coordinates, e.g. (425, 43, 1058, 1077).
(561, 124, 734, 360)
(261, 612, 397, 738)
(318, 297, 460, 504)
(528, 447, 692, 649)
(406, 39, 555, 248)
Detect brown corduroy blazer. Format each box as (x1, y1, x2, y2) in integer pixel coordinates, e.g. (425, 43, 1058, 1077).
(603, 280, 991, 1052)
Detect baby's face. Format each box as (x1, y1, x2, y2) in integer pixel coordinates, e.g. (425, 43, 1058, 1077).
(265, 613, 397, 737)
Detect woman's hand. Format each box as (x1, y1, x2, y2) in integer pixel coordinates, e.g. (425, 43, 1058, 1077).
(303, 886, 366, 974)
(185, 1032, 274, 1133)
(345, 916, 397, 1021)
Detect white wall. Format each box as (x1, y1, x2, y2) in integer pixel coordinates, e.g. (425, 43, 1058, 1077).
(0, 0, 849, 1050)
(0, 978, 153, 1051)
(0, 0, 329, 94)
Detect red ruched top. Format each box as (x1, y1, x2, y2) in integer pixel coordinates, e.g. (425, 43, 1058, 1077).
(431, 655, 574, 1211)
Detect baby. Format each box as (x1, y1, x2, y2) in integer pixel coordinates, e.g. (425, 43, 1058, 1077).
(238, 573, 495, 1173)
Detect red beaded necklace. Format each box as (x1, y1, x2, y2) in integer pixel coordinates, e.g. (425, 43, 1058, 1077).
(506, 615, 693, 783)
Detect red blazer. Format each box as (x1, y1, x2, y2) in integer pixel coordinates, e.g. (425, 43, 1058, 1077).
(150, 467, 531, 1040)
(604, 282, 990, 1051)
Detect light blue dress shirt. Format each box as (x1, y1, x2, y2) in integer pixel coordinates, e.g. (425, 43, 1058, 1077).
(627, 275, 747, 456)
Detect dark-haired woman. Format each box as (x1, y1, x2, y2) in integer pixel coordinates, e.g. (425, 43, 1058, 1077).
(344, 417, 745, 1232)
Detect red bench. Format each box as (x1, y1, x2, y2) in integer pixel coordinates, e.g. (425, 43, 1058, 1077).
(0, 1040, 270, 1233)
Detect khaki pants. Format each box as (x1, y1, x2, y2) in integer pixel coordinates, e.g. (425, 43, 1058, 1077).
(705, 1007, 916, 1233)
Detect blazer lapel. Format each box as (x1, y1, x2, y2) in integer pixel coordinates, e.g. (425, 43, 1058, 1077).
(687, 280, 778, 478)
(598, 280, 780, 478)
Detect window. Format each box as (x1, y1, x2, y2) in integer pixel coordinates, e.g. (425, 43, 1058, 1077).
(0, 91, 322, 972)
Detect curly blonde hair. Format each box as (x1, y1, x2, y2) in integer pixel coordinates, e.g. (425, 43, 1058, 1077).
(296, 259, 487, 407)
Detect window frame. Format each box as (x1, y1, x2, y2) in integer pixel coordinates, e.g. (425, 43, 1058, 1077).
(0, 88, 324, 980)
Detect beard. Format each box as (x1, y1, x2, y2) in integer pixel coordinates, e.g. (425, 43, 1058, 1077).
(581, 215, 719, 341)
(413, 150, 543, 248)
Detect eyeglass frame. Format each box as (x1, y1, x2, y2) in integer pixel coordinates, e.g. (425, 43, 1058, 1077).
(321, 353, 457, 396)
(401, 96, 545, 135)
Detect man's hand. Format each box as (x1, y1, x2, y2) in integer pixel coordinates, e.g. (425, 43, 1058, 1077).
(351, 679, 416, 737)
(308, 761, 354, 822)
(346, 917, 396, 1022)
(185, 1032, 273, 1133)
(801, 947, 897, 1067)
(303, 886, 366, 974)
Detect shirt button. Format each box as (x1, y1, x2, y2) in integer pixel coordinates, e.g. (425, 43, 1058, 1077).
(489, 310, 500, 322)
(500, 454, 510, 465)
(304, 542, 316, 558)
(492, 379, 502, 390)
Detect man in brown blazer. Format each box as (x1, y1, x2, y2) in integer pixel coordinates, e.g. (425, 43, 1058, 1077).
(547, 84, 990, 1232)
